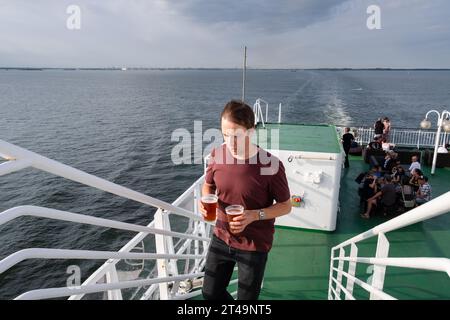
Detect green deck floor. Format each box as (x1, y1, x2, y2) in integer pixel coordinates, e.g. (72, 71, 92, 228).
(256, 155, 450, 300)
(217, 155, 450, 300)
(253, 123, 341, 153)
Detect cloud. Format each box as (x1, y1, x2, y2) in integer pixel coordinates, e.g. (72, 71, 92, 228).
(169, 0, 351, 33)
(0, 0, 449, 68)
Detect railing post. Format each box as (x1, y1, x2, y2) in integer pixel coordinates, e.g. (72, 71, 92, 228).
(154, 209, 170, 299)
(328, 249, 335, 300)
(162, 210, 179, 295)
(105, 264, 123, 300)
(345, 243, 358, 299)
(278, 103, 282, 124)
(335, 248, 345, 298)
(417, 130, 421, 150)
(370, 233, 390, 300)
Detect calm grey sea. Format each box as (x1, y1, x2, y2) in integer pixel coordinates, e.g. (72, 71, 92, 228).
(1, 69, 450, 299)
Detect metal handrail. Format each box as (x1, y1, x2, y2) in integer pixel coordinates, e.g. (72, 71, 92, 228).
(333, 191, 450, 250)
(15, 273, 205, 300)
(0, 138, 213, 300)
(0, 206, 209, 242)
(70, 175, 209, 300)
(333, 257, 450, 276)
(329, 191, 450, 300)
(336, 126, 450, 148)
(0, 248, 205, 274)
(0, 139, 211, 224)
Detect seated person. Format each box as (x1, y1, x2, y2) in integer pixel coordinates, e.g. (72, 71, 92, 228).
(383, 151, 397, 173)
(358, 173, 378, 208)
(371, 165, 383, 178)
(392, 165, 406, 184)
(381, 138, 395, 151)
(408, 156, 421, 175)
(367, 137, 382, 150)
(409, 168, 423, 192)
(361, 175, 397, 219)
(416, 176, 432, 205)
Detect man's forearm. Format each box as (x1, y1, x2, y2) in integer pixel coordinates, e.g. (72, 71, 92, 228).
(202, 183, 216, 196)
(249, 200, 292, 221)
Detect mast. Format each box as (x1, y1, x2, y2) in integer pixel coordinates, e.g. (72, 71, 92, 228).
(242, 46, 247, 103)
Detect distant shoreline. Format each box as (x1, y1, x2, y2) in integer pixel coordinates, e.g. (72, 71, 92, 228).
(1, 67, 449, 71)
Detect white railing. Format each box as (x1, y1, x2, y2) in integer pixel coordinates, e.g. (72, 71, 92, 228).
(0, 139, 213, 300)
(336, 126, 450, 149)
(253, 98, 283, 127)
(328, 191, 450, 300)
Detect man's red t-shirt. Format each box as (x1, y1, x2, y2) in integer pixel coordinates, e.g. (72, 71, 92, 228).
(205, 144, 291, 252)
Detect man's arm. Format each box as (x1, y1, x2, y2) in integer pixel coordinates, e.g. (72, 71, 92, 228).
(229, 199, 292, 234)
(202, 182, 216, 196)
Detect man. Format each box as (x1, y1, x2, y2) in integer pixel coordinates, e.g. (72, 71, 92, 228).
(341, 127, 354, 168)
(408, 156, 421, 175)
(361, 175, 397, 219)
(416, 176, 432, 205)
(199, 100, 292, 300)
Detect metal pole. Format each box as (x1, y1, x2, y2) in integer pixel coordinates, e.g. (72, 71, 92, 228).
(242, 46, 247, 103)
(278, 103, 282, 124)
(431, 116, 442, 175)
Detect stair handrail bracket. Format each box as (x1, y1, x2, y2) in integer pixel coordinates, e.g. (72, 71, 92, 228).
(0, 138, 213, 300)
(328, 191, 450, 300)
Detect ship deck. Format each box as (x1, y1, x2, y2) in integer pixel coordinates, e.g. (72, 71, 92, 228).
(255, 155, 450, 300)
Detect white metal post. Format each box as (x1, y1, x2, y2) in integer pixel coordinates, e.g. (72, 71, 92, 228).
(335, 248, 345, 298)
(105, 264, 123, 300)
(345, 243, 358, 299)
(278, 103, 282, 124)
(154, 209, 170, 299)
(370, 233, 390, 300)
(431, 117, 443, 175)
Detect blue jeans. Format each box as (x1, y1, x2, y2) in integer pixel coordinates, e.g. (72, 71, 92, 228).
(202, 234, 268, 300)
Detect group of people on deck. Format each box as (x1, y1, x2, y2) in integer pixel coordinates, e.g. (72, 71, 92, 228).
(341, 117, 392, 169)
(342, 118, 433, 219)
(358, 157, 432, 219)
(356, 152, 432, 219)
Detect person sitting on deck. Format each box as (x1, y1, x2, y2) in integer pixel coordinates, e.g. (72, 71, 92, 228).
(361, 175, 397, 219)
(381, 137, 394, 151)
(409, 168, 423, 192)
(408, 155, 421, 175)
(359, 173, 378, 211)
(392, 165, 406, 184)
(367, 136, 382, 150)
(383, 151, 397, 173)
(416, 176, 432, 206)
(372, 165, 383, 178)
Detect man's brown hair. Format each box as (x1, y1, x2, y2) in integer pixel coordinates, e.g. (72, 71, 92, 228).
(221, 100, 255, 130)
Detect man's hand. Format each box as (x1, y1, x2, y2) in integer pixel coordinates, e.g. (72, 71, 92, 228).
(229, 210, 259, 234)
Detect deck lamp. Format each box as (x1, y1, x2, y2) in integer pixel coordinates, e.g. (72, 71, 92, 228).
(420, 119, 432, 130)
(421, 109, 450, 175)
(443, 119, 450, 133)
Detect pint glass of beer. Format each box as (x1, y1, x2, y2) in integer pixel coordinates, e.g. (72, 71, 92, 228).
(225, 205, 244, 234)
(201, 194, 218, 221)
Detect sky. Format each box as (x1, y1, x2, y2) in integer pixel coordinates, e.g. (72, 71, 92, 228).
(0, 0, 449, 68)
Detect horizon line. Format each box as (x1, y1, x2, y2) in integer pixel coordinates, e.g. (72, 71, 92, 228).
(1, 67, 450, 71)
